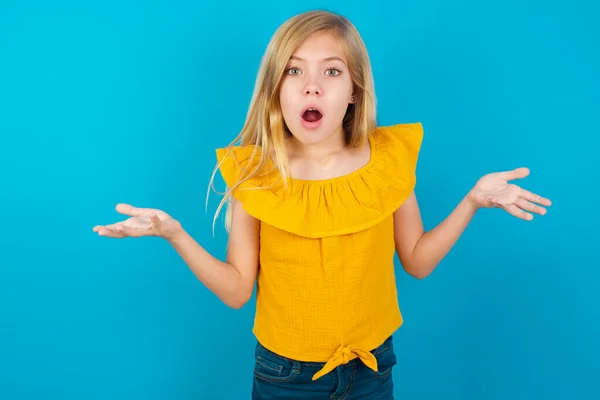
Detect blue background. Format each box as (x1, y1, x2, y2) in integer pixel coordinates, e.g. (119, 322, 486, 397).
(1, 0, 598, 399)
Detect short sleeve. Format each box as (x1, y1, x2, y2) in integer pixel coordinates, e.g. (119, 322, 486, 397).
(370, 122, 424, 200)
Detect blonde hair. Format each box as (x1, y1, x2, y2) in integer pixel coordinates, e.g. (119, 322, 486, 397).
(207, 10, 378, 231)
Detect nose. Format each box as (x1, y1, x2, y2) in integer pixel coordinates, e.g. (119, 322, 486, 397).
(304, 85, 321, 96)
(303, 73, 322, 96)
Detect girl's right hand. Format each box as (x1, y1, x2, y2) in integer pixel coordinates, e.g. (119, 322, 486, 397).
(93, 203, 183, 240)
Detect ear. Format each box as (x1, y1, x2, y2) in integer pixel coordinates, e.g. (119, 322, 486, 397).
(349, 94, 356, 104)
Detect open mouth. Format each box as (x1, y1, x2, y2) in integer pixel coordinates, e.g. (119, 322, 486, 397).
(302, 107, 323, 122)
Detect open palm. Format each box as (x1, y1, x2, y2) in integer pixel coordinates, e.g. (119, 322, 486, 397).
(93, 203, 182, 239)
(469, 167, 552, 220)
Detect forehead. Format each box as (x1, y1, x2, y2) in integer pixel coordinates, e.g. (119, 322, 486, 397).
(290, 30, 347, 63)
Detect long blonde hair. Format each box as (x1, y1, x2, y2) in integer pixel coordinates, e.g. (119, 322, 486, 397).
(207, 10, 378, 231)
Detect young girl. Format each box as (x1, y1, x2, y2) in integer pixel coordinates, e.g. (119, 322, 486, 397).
(93, 10, 551, 399)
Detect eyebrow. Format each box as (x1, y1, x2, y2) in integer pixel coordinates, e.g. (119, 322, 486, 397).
(288, 55, 346, 64)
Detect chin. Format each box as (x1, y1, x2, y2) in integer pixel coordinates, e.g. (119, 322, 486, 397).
(287, 124, 335, 145)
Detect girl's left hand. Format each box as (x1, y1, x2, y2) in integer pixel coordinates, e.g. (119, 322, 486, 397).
(468, 167, 552, 220)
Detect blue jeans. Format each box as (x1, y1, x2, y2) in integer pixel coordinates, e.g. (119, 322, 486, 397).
(252, 336, 396, 399)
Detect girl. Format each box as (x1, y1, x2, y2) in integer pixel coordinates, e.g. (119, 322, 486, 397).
(93, 10, 551, 399)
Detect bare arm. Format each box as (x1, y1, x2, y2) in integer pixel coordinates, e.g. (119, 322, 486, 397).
(393, 168, 551, 279)
(94, 200, 260, 309)
(168, 198, 260, 308)
(393, 192, 477, 279)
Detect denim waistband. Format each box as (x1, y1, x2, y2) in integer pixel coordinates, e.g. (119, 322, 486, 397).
(256, 335, 393, 370)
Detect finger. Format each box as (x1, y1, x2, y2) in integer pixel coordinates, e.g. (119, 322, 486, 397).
(115, 223, 153, 238)
(95, 226, 126, 238)
(514, 198, 546, 215)
(116, 203, 149, 217)
(499, 203, 534, 221)
(519, 188, 552, 207)
(515, 198, 547, 215)
(96, 223, 121, 232)
(498, 167, 530, 181)
(93, 224, 117, 233)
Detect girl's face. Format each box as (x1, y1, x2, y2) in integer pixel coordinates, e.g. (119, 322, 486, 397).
(279, 30, 355, 148)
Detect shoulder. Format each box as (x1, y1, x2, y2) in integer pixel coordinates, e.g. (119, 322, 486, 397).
(215, 144, 260, 177)
(215, 144, 280, 191)
(370, 122, 424, 159)
(367, 122, 424, 182)
(216, 144, 259, 166)
(211, 123, 425, 239)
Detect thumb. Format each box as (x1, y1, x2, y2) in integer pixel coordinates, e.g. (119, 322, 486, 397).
(486, 196, 498, 207)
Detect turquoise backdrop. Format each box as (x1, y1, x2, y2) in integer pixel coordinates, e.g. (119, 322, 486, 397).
(1, 0, 598, 399)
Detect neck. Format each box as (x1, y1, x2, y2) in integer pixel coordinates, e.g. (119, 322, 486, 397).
(287, 127, 346, 160)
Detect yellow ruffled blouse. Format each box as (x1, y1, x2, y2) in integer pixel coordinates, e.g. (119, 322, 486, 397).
(216, 123, 423, 380)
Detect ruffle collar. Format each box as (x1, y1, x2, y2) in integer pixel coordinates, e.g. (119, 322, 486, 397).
(215, 123, 423, 238)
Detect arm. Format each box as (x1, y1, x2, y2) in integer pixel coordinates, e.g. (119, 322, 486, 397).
(393, 168, 551, 279)
(393, 192, 477, 279)
(168, 198, 260, 309)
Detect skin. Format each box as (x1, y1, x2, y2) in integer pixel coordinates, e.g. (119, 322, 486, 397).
(92, 30, 552, 307)
(279, 30, 366, 180)
(280, 31, 354, 147)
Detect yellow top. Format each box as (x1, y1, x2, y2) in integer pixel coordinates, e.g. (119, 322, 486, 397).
(215, 123, 423, 380)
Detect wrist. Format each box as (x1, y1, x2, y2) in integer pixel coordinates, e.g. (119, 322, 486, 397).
(164, 221, 186, 244)
(465, 190, 481, 212)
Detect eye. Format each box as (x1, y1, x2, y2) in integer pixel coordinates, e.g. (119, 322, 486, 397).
(325, 68, 342, 76)
(286, 67, 301, 75)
